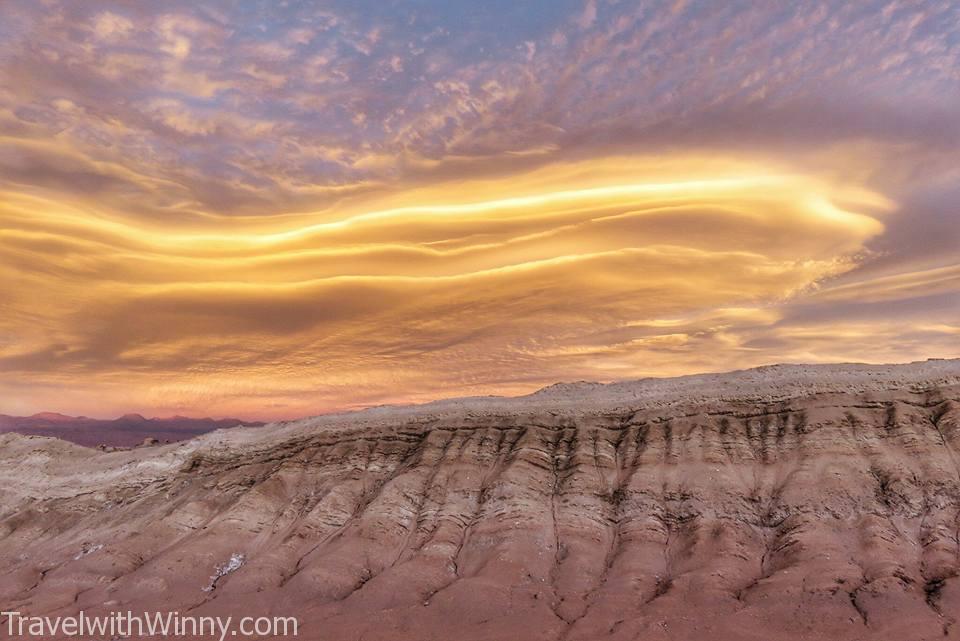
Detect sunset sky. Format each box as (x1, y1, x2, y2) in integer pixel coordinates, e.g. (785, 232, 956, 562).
(1, 1, 958, 419)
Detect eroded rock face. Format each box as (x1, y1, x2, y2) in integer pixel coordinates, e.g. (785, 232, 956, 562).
(2, 362, 960, 641)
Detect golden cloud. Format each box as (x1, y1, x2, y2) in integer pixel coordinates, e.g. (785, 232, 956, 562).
(0, 154, 908, 418)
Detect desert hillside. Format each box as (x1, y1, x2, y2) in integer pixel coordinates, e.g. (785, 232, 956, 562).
(2, 360, 960, 640)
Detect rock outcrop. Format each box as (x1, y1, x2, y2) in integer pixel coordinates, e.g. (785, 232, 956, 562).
(2, 360, 960, 640)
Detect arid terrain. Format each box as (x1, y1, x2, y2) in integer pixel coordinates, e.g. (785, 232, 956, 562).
(2, 359, 960, 640)
(0, 414, 264, 449)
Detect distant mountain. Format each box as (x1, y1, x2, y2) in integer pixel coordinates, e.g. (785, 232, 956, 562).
(2, 360, 959, 641)
(0, 413, 265, 448)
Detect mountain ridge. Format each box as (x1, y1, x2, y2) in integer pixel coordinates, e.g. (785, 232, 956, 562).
(2, 359, 960, 640)
(0, 412, 265, 448)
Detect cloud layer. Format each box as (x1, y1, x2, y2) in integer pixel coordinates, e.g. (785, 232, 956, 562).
(0, 1, 957, 418)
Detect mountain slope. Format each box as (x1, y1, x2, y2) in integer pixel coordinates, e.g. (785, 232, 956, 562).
(1, 360, 960, 640)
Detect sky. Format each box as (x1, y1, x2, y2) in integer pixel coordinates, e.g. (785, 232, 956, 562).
(0, 0, 958, 419)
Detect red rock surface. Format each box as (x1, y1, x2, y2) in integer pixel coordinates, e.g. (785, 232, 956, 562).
(2, 360, 960, 640)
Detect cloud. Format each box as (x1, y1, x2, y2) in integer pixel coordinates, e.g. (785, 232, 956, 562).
(0, 153, 907, 417)
(575, 1, 597, 30)
(92, 11, 133, 40)
(0, 0, 957, 417)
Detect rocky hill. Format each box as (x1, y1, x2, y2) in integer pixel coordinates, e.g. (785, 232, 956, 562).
(1, 359, 960, 640)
